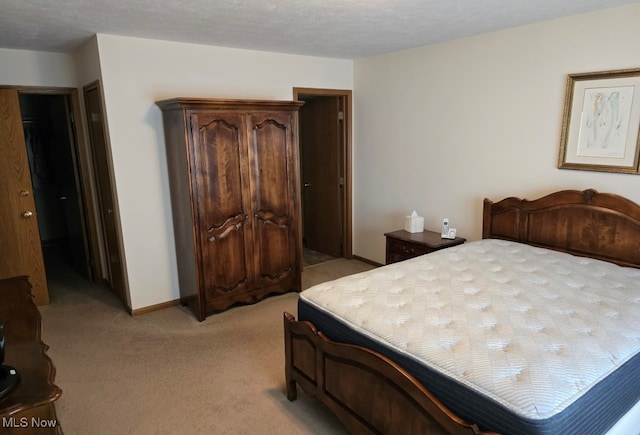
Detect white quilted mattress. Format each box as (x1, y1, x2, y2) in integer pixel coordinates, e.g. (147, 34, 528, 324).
(300, 239, 640, 420)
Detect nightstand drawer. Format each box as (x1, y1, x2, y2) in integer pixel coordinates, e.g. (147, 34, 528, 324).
(387, 239, 430, 261)
(384, 229, 466, 265)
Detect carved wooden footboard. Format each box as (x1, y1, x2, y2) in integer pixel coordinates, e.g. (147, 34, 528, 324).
(284, 312, 496, 435)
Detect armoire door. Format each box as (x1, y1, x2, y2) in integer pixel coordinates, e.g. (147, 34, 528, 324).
(247, 111, 299, 291)
(191, 112, 255, 311)
(0, 89, 49, 305)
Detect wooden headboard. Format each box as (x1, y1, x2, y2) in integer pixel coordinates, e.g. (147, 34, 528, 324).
(482, 189, 640, 269)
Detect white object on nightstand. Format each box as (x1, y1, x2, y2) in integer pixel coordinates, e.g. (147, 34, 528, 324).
(404, 210, 424, 233)
(441, 218, 449, 238)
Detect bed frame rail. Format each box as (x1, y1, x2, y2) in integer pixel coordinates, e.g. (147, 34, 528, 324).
(284, 312, 495, 435)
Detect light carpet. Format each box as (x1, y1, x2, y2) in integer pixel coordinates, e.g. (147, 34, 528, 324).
(38, 258, 374, 434)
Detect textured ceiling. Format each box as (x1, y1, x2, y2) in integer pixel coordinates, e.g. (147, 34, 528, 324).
(0, 0, 637, 59)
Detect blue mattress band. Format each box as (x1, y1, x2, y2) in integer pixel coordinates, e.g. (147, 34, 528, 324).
(298, 298, 640, 434)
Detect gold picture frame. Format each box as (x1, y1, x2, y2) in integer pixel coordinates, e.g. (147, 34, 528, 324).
(558, 68, 640, 174)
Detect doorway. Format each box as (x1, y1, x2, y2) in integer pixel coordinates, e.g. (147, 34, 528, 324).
(0, 85, 129, 311)
(18, 93, 93, 283)
(294, 88, 353, 266)
(0, 87, 98, 305)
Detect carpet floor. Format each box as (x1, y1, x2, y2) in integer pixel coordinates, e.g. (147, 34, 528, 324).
(38, 256, 375, 434)
(302, 247, 337, 267)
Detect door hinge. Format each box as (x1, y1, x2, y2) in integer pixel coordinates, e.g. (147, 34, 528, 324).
(338, 111, 344, 121)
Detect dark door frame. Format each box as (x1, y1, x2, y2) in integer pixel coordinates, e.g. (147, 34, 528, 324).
(82, 80, 130, 310)
(293, 87, 353, 259)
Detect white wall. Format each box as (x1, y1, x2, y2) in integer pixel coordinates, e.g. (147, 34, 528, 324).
(353, 3, 640, 264)
(74, 36, 102, 86)
(0, 48, 77, 87)
(94, 35, 354, 309)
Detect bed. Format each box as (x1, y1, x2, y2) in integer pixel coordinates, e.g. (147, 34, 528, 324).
(283, 189, 640, 434)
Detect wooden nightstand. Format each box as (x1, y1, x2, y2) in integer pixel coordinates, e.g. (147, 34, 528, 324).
(384, 229, 466, 264)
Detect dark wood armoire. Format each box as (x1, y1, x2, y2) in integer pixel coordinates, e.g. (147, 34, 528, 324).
(156, 98, 304, 321)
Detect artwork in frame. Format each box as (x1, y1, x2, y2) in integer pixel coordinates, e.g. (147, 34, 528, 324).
(558, 68, 640, 174)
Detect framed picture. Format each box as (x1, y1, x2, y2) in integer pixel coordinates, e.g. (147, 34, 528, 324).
(558, 68, 640, 173)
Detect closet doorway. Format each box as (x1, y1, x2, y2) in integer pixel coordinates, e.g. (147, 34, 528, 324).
(0, 87, 96, 304)
(82, 82, 128, 308)
(0, 85, 128, 310)
(294, 88, 352, 265)
(18, 92, 93, 283)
